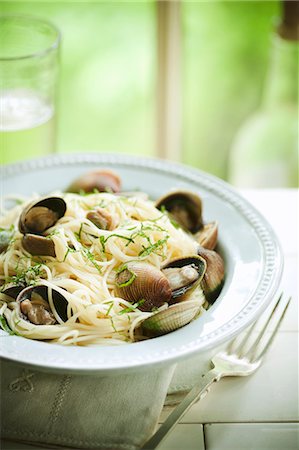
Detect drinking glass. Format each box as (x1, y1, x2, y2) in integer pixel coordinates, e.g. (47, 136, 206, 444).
(0, 16, 60, 164)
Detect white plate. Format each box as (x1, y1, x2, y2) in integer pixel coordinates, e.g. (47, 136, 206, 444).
(0, 153, 283, 374)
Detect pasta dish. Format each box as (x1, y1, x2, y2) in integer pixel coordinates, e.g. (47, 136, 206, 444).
(0, 169, 224, 346)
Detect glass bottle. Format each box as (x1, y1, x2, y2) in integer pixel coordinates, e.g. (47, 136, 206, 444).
(229, 1, 298, 188)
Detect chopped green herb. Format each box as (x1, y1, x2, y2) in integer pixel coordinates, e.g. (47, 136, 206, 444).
(63, 246, 76, 262)
(97, 199, 107, 208)
(99, 235, 106, 252)
(0, 315, 19, 336)
(99, 233, 134, 252)
(110, 317, 118, 332)
(75, 223, 84, 242)
(116, 263, 127, 274)
(7, 263, 44, 286)
(170, 218, 180, 229)
(82, 248, 102, 273)
(0, 225, 15, 232)
(118, 299, 145, 315)
(0, 226, 15, 253)
(116, 267, 136, 288)
(105, 301, 114, 316)
(138, 237, 169, 258)
(46, 229, 59, 238)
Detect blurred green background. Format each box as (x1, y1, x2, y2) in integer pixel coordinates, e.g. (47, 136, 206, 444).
(1, 0, 297, 185)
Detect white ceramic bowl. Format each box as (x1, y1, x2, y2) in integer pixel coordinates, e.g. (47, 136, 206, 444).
(0, 153, 283, 374)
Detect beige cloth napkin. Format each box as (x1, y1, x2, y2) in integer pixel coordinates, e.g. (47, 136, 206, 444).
(1, 359, 175, 450)
(1, 345, 223, 449)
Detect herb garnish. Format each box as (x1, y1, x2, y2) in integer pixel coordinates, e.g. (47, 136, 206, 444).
(82, 248, 102, 273)
(115, 265, 136, 288)
(5, 263, 44, 287)
(75, 223, 84, 241)
(62, 246, 77, 262)
(118, 299, 145, 315)
(105, 301, 114, 317)
(0, 316, 19, 336)
(110, 317, 118, 332)
(99, 234, 134, 253)
(138, 236, 169, 257)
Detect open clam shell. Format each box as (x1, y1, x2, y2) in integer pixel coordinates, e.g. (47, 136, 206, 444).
(162, 255, 206, 300)
(140, 300, 201, 337)
(16, 285, 69, 325)
(86, 208, 114, 230)
(1, 283, 26, 300)
(195, 221, 218, 250)
(19, 197, 66, 235)
(197, 247, 225, 303)
(155, 190, 203, 233)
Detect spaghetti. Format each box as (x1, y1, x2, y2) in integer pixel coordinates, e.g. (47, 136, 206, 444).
(0, 191, 207, 346)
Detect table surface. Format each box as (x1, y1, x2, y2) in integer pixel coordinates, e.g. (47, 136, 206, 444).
(2, 189, 298, 450)
(158, 188, 299, 450)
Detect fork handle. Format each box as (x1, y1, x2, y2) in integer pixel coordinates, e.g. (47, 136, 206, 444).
(141, 368, 220, 450)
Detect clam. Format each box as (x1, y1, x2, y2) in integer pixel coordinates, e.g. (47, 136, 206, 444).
(195, 221, 218, 250)
(86, 208, 113, 230)
(67, 169, 121, 194)
(197, 247, 225, 303)
(17, 285, 68, 325)
(19, 197, 66, 235)
(140, 300, 201, 337)
(22, 234, 56, 257)
(114, 262, 172, 312)
(162, 255, 206, 300)
(1, 283, 26, 299)
(0, 228, 14, 253)
(155, 190, 203, 233)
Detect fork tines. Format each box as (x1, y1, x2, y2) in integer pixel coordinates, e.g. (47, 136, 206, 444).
(227, 294, 291, 363)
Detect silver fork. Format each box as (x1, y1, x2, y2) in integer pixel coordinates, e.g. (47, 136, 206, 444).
(141, 293, 291, 450)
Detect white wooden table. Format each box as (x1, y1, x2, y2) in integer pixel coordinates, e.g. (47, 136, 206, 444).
(2, 189, 298, 450)
(159, 189, 299, 450)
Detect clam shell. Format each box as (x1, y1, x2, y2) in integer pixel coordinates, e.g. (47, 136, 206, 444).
(195, 221, 218, 250)
(155, 190, 203, 233)
(67, 169, 121, 194)
(1, 283, 26, 299)
(162, 255, 206, 300)
(197, 247, 225, 303)
(115, 262, 172, 312)
(17, 285, 69, 324)
(86, 208, 113, 230)
(22, 234, 56, 257)
(141, 300, 201, 337)
(19, 197, 66, 235)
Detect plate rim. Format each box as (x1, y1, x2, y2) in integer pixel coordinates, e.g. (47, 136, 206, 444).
(0, 152, 283, 373)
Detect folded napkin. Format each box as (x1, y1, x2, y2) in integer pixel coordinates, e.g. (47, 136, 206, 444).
(1, 359, 175, 450)
(1, 342, 225, 449)
(166, 343, 225, 405)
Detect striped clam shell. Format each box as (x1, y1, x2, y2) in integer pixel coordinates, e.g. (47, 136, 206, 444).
(140, 299, 202, 337)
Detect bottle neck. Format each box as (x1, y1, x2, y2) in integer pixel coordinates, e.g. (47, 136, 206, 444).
(262, 35, 298, 109)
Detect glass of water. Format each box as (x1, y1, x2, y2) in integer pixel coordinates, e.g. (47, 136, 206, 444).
(0, 16, 60, 165)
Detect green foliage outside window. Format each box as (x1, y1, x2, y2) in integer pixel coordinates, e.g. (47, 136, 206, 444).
(1, 0, 283, 182)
